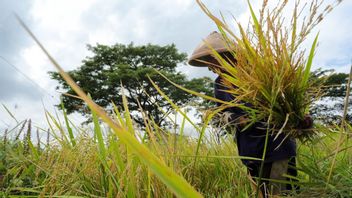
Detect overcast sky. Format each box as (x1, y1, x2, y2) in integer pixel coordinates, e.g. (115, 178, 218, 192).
(0, 0, 351, 133)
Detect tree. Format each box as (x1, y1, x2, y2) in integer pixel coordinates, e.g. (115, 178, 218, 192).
(309, 69, 351, 124)
(50, 43, 212, 127)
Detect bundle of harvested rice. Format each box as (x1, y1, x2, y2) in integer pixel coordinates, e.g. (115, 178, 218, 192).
(196, 0, 343, 140)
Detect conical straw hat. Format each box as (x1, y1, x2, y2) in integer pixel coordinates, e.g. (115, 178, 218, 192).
(188, 31, 231, 67)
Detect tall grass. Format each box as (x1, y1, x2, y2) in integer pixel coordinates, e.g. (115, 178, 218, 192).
(1, 108, 255, 197)
(1, 104, 351, 197)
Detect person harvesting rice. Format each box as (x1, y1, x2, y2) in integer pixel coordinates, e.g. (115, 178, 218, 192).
(188, 31, 313, 195)
(185, 0, 344, 195)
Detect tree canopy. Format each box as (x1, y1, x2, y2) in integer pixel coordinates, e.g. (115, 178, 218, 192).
(50, 43, 212, 127)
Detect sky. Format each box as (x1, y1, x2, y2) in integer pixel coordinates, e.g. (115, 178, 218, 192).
(0, 0, 351, 135)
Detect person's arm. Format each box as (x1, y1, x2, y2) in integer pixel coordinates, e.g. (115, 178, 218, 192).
(214, 76, 248, 127)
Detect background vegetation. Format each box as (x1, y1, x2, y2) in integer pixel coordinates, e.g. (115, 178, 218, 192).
(49, 43, 213, 127)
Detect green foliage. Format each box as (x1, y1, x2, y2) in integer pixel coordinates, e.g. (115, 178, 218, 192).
(310, 68, 349, 96)
(309, 69, 351, 124)
(324, 72, 349, 97)
(50, 43, 212, 127)
(297, 125, 352, 197)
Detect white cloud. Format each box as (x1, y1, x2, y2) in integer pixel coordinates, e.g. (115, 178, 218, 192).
(21, 46, 49, 84)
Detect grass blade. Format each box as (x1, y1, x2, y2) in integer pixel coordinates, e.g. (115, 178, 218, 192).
(302, 33, 319, 88)
(61, 98, 76, 147)
(91, 101, 107, 160)
(2, 103, 19, 123)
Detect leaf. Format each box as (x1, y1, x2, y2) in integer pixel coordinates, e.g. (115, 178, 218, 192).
(302, 33, 319, 88)
(90, 97, 107, 161)
(2, 103, 18, 123)
(247, 0, 267, 50)
(61, 98, 76, 147)
(148, 75, 201, 132)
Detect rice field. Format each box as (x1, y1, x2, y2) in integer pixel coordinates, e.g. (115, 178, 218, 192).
(0, 109, 351, 197)
(1, 0, 351, 197)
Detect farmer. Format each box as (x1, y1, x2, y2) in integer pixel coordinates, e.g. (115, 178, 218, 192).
(188, 31, 313, 195)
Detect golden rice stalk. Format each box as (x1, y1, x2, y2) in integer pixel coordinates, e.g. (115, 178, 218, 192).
(197, 0, 343, 140)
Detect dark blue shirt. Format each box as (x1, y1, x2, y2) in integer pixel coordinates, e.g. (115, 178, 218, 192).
(214, 76, 296, 165)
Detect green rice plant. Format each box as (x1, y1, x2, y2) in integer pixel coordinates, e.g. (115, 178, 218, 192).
(61, 98, 76, 147)
(1, 101, 258, 197)
(296, 124, 352, 197)
(326, 64, 352, 185)
(196, 0, 343, 140)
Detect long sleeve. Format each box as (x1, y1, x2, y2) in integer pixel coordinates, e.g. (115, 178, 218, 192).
(214, 76, 246, 123)
(213, 75, 296, 164)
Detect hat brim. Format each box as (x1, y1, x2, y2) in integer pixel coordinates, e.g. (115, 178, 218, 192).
(188, 47, 229, 67)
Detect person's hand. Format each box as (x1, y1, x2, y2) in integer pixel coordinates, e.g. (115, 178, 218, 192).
(300, 114, 313, 129)
(238, 116, 249, 128)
